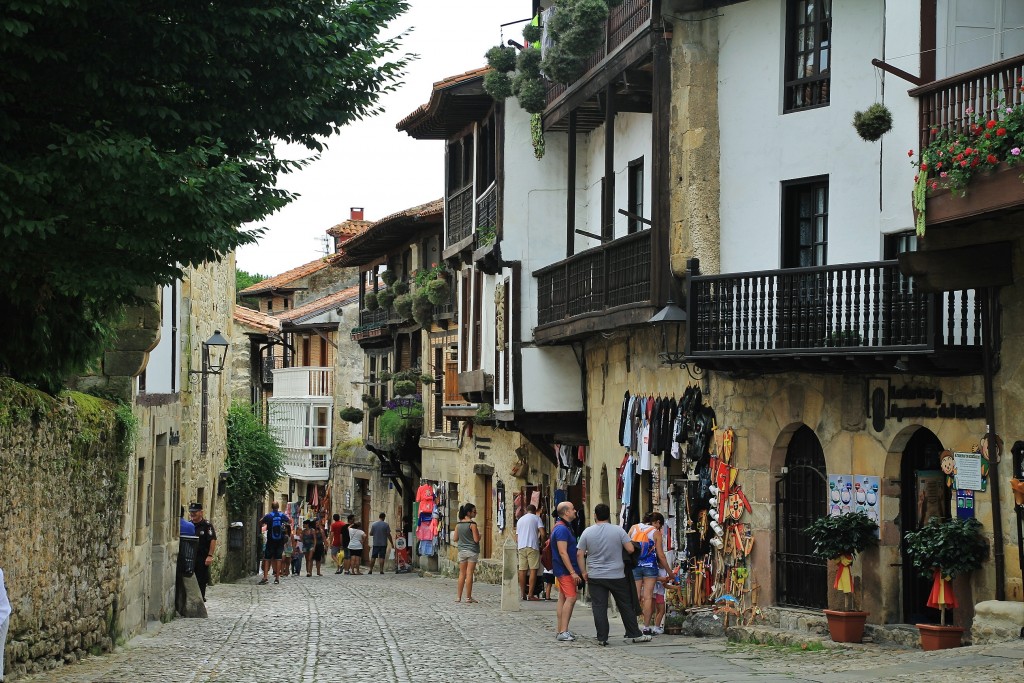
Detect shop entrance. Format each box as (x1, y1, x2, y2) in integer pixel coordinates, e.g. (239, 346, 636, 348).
(482, 474, 493, 559)
(775, 425, 828, 608)
(899, 427, 947, 624)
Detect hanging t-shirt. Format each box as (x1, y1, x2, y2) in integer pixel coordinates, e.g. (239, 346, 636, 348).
(416, 483, 435, 514)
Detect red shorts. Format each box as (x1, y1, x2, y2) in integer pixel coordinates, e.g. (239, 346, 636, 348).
(556, 575, 578, 598)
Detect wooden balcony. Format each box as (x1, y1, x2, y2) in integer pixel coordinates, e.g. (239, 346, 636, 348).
(271, 367, 333, 398)
(445, 184, 474, 250)
(542, 0, 655, 132)
(911, 54, 1024, 231)
(534, 230, 655, 343)
(686, 261, 983, 375)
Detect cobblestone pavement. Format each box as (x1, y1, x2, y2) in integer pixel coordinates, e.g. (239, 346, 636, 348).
(19, 568, 1024, 683)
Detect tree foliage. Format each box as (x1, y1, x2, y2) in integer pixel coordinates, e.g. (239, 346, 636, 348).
(225, 402, 285, 515)
(804, 511, 879, 560)
(0, 0, 411, 392)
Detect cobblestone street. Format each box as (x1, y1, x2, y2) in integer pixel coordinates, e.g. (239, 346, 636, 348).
(21, 570, 1024, 683)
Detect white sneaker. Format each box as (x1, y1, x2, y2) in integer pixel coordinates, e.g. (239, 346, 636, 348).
(631, 634, 653, 643)
(556, 631, 576, 642)
(651, 626, 664, 635)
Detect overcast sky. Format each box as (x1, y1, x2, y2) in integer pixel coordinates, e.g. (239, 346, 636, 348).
(235, 1, 524, 276)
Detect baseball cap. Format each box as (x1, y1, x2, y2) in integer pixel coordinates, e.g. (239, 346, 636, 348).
(188, 503, 203, 512)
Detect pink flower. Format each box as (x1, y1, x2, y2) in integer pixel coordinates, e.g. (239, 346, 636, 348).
(965, 106, 974, 114)
(940, 172, 948, 178)
(1008, 107, 1014, 114)
(1013, 148, 1022, 156)
(930, 182, 939, 190)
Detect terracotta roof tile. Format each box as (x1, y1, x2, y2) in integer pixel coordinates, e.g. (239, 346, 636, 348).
(397, 66, 491, 133)
(326, 218, 373, 239)
(238, 257, 332, 295)
(233, 306, 282, 333)
(276, 285, 361, 324)
(327, 198, 444, 268)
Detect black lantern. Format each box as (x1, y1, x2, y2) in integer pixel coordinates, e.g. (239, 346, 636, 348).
(648, 300, 704, 380)
(190, 329, 230, 378)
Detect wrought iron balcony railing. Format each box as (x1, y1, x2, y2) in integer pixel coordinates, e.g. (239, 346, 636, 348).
(687, 261, 981, 357)
(535, 230, 651, 327)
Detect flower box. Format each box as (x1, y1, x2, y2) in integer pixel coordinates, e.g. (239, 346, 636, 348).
(924, 163, 1024, 227)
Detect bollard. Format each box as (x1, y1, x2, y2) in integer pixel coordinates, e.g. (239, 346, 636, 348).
(500, 538, 521, 612)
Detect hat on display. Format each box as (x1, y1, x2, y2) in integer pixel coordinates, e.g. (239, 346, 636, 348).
(188, 502, 203, 512)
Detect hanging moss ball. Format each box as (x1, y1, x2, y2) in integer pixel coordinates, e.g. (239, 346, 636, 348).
(377, 290, 396, 310)
(339, 406, 364, 424)
(363, 292, 379, 311)
(394, 379, 416, 397)
(381, 270, 397, 286)
(394, 294, 413, 320)
(853, 103, 893, 142)
(484, 71, 513, 101)
(425, 278, 451, 306)
(393, 280, 409, 295)
(485, 44, 517, 73)
(517, 46, 543, 79)
(516, 76, 547, 114)
(523, 24, 542, 44)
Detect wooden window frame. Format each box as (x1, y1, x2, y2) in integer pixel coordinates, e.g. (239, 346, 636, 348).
(627, 156, 645, 234)
(784, 0, 832, 113)
(781, 176, 829, 268)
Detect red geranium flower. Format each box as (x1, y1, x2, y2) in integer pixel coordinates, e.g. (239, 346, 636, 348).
(960, 160, 968, 167)
(997, 128, 1007, 136)
(964, 148, 974, 155)
(971, 158, 980, 167)
(936, 162, 943, 169)
(931, 182, 939, 190)
(987, 154, 999, 164)
(907, 149, 914, 157)
(987, 120, 997, 129)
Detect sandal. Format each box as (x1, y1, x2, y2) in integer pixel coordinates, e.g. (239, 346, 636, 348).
(258, 578, 268, 585)
(273, 578, 279, 585)
(465, 598, 478, 604)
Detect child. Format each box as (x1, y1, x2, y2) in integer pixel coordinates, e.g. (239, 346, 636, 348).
(291, 526, 304, 576)
(280, 524, 292, 576)
(652, 567, 670, 634)
(540, 567, 555, 601)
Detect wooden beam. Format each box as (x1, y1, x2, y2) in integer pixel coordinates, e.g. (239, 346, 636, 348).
(898, 242, 1014, 292)
(567, 110, 577, 258)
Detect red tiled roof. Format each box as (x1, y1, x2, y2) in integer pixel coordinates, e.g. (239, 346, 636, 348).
(238, 257, 332, 295)
(276, 285, 361, 324)
(328, 199, 444, 268)
(233, 305, 282, 334)
(397, 67, 492, 139)
(326, 218, 373, 239)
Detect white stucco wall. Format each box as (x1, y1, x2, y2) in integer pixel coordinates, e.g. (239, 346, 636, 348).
(717, 0, 920, 274)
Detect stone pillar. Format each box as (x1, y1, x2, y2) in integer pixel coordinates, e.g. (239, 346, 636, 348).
(500, 538, 521, 612)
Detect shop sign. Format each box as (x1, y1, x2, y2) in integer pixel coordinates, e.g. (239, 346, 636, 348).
(953, 451, 984, 490)
(828, 474, 880, 535)
(886, 385, 985, 423)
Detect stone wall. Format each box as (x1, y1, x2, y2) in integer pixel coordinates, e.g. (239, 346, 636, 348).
(0, 382, 129, 680)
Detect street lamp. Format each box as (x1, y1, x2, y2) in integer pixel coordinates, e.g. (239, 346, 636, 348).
(648, 299, 704, 381)
(190, 330, 230, 378)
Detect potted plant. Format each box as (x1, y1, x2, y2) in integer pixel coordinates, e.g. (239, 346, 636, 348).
(903, 517, 988, 650)
(363, 291, 379, 311)
(852, 103, 893, 142)
(338, 406, 363, 424)
(663, 613, 685, 635)
(377, 289, 396, 311)
(803, 511, 879, 643)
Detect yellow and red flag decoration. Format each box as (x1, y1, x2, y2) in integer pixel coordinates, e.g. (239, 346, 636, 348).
(833, 553, 854, 593)
(927, 569, 958, 609)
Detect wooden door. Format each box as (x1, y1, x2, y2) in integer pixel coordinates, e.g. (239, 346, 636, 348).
(900, 428, 947, 624)
(483, 475, 493, 559)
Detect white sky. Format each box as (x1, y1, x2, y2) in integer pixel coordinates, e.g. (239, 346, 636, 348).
(235, 1, 527, 276)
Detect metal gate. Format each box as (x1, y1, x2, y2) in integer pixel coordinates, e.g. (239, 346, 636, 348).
(775, 425, 828, 608)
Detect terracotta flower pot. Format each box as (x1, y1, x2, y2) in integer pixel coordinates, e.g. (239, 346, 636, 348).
(823, 609, 869, 643)
(917, 623, 964, 650)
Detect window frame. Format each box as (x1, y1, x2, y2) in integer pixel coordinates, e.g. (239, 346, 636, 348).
(627, 156, 645, 234)
(783, 0, 832, 113)
(780, 176, 829, 269)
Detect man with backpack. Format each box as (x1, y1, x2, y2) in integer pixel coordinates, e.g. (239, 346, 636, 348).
(258, 501, 290, 585)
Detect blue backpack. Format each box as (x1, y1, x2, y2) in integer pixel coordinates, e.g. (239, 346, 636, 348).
(269, 511, 284, 541)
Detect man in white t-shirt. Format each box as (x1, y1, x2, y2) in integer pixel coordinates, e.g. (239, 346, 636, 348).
(515, 504, 545, 601)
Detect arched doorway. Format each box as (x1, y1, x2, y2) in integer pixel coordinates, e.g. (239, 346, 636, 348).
(899, 427, 948, 624)
(775, 425, 828, 608)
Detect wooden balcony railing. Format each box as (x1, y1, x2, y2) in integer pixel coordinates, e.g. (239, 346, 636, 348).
(446, 184, 474, 247)
(476, 183, 497, 239)
(912, 54, 1024, 155)
(544, 0, 652, 106)
(687, 261, 981, 357)
(536, 230, 651, 326)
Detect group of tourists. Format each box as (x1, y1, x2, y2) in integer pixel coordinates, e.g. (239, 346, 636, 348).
(454, 499, 671, 646)
(257, 504, 396, 583)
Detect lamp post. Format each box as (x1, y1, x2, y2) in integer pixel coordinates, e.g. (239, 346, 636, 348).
(648, 299, 704, 381)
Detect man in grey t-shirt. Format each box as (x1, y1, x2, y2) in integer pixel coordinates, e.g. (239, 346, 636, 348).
(368, 513, 394, 575)
(577, 503, 649, 645)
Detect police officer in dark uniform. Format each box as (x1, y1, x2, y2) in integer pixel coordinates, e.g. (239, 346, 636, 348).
(189, 503, 217, 601)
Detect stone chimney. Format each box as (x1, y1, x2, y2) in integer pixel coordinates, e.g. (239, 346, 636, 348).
(350, 207, 364, 221)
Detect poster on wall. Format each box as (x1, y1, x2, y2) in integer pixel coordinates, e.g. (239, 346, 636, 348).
(828, 474, 853, 516)
(916, 470, 948, 526)
(852, 474, 882, 535)
(953, 452, 984, 491)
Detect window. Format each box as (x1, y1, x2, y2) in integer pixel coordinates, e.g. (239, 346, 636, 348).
(266, 299, 273, 312)
(883, 231, 917, 260)
(782, 178, 828, 268)
(478, 114, 497, 190)
(135, 458, 148, 545)
(600, 177, 612, 241)
(446, 136, 474, 192)
(784, 0, 831, 112)
(627, 157, 645, 234)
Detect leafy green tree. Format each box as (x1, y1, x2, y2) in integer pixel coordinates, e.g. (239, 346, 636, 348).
(236, 268, 268, 310)
(225, 402, 285, 515)
(0, 0, 410, 392)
